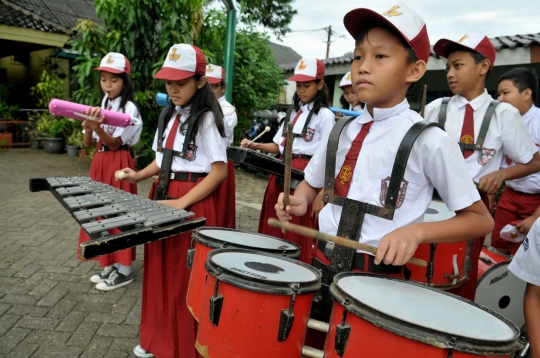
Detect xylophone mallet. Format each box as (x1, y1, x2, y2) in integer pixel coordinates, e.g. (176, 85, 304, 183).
(268, 218, 427, 268)
(249, 126, 271, 145)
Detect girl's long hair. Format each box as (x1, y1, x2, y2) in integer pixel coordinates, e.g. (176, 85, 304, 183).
(99, 72, 140, 114)
(292, 79, 329, 114)
(167, 75, 226, 144)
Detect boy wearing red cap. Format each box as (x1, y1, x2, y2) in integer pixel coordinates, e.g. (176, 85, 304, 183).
(276, 4, 493, 279)
(424, 33, 540, 300)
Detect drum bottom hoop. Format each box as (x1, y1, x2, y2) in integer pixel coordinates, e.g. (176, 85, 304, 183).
(419, 275, 468, 290)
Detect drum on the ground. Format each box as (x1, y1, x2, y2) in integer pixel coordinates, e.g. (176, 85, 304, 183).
(195, 249, 321, 358)
(186, 228, 300, 321)
(475, 246, 526, 328)
(324, 273, 523, 357)
(408, 200, 471, 289)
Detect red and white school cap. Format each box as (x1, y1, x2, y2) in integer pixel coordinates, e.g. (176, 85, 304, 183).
(288, 58, 325, 82)
(206, 64, 225, 84)
(154, 44, 206, 81)
(343, 3, 430, 63)
(434, 33, 496, 68)
(339, 72, 352, 88)
(95, 52, 131, 75)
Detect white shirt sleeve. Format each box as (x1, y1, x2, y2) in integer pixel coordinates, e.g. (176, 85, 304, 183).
(200, 112, 228, 164)
(118, 101, 143, 145)
(423, 98, 444, 123)
(318, 107, 335, 148)
(304, 130, 330, 189)
(509, 217, 540, 286)
(497, 105, 537, 165)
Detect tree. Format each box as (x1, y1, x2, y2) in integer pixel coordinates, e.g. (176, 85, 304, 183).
(238, 0, 297, 38)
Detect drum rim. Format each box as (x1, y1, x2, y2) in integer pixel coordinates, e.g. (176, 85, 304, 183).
(476, 261, 511, 288)
(330, 272, 523, 355)
(192, 227, 300, 257)
(205, 248, 321, 295)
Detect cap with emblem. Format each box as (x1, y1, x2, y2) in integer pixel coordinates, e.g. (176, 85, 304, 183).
(154, 44, 207, 81)
(206, 64, 225, 84)
(434, 33, 496, 68)
(94, 52, 131, 75)
(339, 71, 353, 88)
(288, 57, 325, 82)
(343, 2, 430, 63)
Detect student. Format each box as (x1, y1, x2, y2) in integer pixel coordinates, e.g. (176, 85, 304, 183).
(491, 68, 540, 255)
(276, 3, 493, 279)
(117, 44, 228, 358)
(79, 52, 142, 291)
(206, 64, 237, 229)
(240, 57, 334, 263)
(424, 34, 540, 300)
(508, 217, 540, 358)
(340, 71, 364, 112)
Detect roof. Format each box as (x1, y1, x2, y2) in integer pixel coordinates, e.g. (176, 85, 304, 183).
(269, 42, 302, 65)
(1, 0, 98, 34)
(281, 33, 540, 71)
(0, 1, 62, 34)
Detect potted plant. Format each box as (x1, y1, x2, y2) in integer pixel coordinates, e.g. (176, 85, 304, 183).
(0, 82, 20, 148)
(66, 129, 84, 157)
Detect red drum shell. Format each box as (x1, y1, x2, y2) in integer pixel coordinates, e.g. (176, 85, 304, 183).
(186, 228, 300, 321)
(478, 246, 510, 278)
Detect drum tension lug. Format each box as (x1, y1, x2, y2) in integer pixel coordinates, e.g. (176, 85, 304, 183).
(335, 307, 351, 357)
(446, 336, 456, 358)
(209, 278, 223, 326)
(187, 249, 195, 270)
(278, 289, 298, 342)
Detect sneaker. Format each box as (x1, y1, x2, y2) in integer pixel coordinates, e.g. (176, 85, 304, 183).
(134, 345, 154, 358)
(90, 265, 117, 283)
(95, 271, 133, 291)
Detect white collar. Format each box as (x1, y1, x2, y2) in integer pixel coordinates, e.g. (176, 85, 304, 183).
(108, 96, 121, 108)
(455, 89, 490, 111)
(175, 105, 191, 120)
(356, 98, 409, 124)
(522, 104, 536, 121)
(300, 102, 314, 112)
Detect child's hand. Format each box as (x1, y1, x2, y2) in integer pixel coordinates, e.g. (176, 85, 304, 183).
(115, 168, 138, 183)
(240, 138, 251, 148)
(84, 106, 105, 131)
(517, 216, 537, 234)
(275, 192, 307, 222)
(81, 120, 92, 132)
(478, 172, 505, 194)
(374, 224, 423, 266)
(310, 191, 325, 220)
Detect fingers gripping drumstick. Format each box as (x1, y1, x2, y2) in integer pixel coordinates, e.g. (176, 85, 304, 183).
(251, 126, 271, 143)
(268, 218, 427, 267)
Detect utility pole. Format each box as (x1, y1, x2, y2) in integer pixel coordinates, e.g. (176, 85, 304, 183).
(325, 25, 332, 59)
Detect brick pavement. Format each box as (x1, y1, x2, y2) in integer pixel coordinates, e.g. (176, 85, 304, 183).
(0, 149, 267, 357)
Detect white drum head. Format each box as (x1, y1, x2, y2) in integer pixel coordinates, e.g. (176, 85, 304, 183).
(337, 275, 515, 341)
(211, 251, 319, 283)
(423, 200, 455, 222)
(198, 229, 298, 251)
(475, 262, 526, 328)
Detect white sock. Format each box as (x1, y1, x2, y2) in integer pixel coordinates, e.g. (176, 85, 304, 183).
(117, 264, 132, 276)
(113, 263, 121, 269)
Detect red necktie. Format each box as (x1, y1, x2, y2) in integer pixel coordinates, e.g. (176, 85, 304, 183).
(460, 104, 475, 159)
(165, 114, 182, 149)
(280, 109, 303, 147)
(96, 105, 113, 151)
(334, 121, 374, 197)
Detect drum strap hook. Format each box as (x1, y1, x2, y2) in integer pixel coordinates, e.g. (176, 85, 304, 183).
(335, 301, 352, 357)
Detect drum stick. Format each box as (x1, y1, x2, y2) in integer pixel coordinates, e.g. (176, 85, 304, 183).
(268, 218, 427, 268)
(282, 121, 294, 208)
(250, 126, 271, 143)
(420, 84, 427, 118)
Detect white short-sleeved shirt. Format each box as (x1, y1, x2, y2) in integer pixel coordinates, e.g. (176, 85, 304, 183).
(152, 105, 228, 173)
(424, 90, 537, 183)
(273, 102, 335, 156)
(92, 97, 142, 145)
(218, 96, 237, 145)
(352, 104, 363, 112)
(305, 99, 480, 250)
(502, 105, 540, 194)
(509, 217, 540, 286)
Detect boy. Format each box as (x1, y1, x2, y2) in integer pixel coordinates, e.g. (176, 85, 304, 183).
(492, 68, 540, 255)
(508, 217, 540, 358)
(276, 3, 492, 278)
(424, 34, 540, 300)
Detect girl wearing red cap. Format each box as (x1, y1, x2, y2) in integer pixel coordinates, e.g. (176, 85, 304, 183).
(78, 52, 143, 291)
(116, 44, 227, 358)
(240, 57, 334, 263)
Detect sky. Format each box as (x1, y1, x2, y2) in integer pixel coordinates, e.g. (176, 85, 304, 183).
(267, 0, 540, 59)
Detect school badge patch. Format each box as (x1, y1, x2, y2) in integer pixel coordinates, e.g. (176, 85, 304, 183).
(379, 176, 408, 208)
(338, 165, 352, 184)
(523, 236, 529, 251)
(185, 144, 197, 162)
(303, 127, 315, 142)
(478, 148, 496, 166)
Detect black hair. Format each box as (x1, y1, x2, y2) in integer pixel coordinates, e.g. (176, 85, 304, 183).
(292, 80, 330, 113)
(166, 74, 226, 144)
(446, 44, 492, 80)
(99, 72, 140, 114)
(498, 67, 538, 102)
(339, 94, 349, 109)
(355, 21, 418, 65)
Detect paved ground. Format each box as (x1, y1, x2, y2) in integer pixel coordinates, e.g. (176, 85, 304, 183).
(0, 149, 267, 357)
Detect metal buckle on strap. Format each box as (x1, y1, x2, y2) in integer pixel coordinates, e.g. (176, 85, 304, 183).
(170, 173, 175, 180)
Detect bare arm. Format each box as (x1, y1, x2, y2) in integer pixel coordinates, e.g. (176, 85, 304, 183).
(375, 200, 494, 265)
(479, 152, 540, 194)
(240, 138, 280, 154)
(116, 159, 160, 183)
(525, 283, 540, 358)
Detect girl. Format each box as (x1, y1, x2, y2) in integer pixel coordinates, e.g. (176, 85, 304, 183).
(79, 52, 143, 291)
(240, 57, 334, 263)
(116, 44, 227, 358)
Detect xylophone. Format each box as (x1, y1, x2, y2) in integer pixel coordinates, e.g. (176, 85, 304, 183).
(29, 176, 205, 259)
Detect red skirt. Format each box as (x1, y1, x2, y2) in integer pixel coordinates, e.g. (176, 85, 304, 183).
(257, 158, 318, 263)
(214, 160, 236, 229)
(77, 150, 137, 266)
(140, 178, 217, 358)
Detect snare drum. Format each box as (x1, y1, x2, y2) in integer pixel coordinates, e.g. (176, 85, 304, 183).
(195, 249, 321, 358)
(475, 246, 526, 328)
(324, 273, 523, 357)
(187, 228, 300, 321)
(408, 200, 470, 289)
